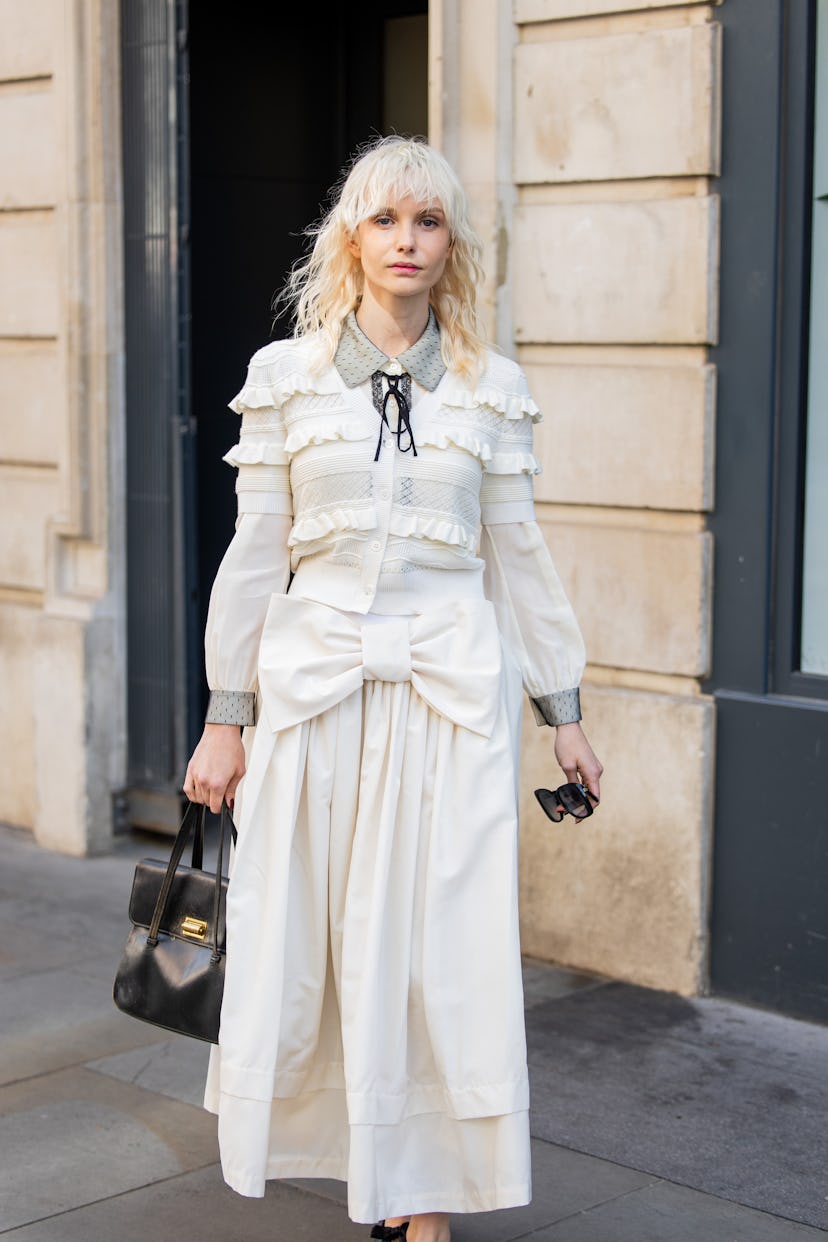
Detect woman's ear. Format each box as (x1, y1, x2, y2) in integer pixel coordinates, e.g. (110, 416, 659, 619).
(346, 232, 361, 259)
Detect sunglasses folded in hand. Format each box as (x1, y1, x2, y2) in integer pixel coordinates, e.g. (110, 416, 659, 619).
(534, 782, 598, 823)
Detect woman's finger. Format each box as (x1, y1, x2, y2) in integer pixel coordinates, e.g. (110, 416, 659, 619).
(580, 762, 601, 803)
(206, 781, 225, 815)
(580, 759, 601, 784)
(189, 771, 210, 806)
(226, 772, 243, 808)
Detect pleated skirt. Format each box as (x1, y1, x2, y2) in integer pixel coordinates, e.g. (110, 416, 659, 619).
(204, 601, 532, 1223)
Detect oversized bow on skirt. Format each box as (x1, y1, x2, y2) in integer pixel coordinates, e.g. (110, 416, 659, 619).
(257, 594, 505, 737)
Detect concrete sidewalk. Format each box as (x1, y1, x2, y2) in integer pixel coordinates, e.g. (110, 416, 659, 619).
(0, 821, 824, 1240)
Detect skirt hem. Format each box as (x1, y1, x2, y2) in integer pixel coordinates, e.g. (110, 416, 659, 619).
(348, 1183, 533, 1223)
(222, 1162, 533, 1223)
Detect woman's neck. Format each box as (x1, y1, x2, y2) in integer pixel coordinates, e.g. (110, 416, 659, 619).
(354, 288, 430, 358)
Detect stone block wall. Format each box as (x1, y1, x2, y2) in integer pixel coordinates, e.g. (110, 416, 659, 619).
(433, 0, 721, 993)
(0, 0, 125, 853)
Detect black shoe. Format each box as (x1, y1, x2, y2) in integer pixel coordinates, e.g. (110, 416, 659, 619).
(370, 1224, 409, 1241)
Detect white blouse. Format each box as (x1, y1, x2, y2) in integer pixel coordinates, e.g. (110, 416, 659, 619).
(204, 333, 585, 728)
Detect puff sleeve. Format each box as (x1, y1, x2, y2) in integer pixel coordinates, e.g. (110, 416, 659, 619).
(203, 352, 294, 726)
(478, 371, 586, 726)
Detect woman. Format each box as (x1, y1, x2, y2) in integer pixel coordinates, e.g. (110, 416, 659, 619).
(184, 136, 602, 1242)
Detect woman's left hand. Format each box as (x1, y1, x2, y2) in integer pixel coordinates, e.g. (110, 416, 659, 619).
(554, 721, 603, 804)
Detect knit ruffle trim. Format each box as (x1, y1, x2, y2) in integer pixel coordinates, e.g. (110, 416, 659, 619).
(388, 511, 478, 554)
(283, 419, 373, 454)
(417, 426, 539, 475)
(440, 374, 542, 424)
(227, 421, 373, 467)
(287, 507, 377, 547)
(222, 441, 290, 468)
(228, 366, 341, 416)
(287, 507, 478, 556)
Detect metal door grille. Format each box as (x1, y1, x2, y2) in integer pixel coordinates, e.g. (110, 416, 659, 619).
(122, 0, 195, 831)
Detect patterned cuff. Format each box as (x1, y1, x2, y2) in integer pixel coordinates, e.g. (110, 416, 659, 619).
(530, 688, 582, 727)
(205, 690, 256, 727)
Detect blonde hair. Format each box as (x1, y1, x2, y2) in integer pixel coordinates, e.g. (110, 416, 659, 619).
(282, 136, 488, 381)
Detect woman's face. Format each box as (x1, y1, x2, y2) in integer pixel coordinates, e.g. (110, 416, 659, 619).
(347, 195, 453, 304)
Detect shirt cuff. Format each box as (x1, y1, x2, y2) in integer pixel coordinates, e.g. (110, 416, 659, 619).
(205, 690, 256, 727)
(530, 688, 581, 727)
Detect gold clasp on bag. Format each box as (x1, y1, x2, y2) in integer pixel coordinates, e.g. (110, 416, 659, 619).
(181, 915, 208, 940)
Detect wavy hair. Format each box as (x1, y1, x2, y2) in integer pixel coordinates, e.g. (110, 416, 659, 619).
(281, 137, 488, 381)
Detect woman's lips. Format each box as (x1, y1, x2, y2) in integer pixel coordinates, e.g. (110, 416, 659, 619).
(390, 263, 421, 272)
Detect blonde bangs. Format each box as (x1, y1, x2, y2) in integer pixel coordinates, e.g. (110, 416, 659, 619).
(282, 137, 488, 382)
(338, 145, 465, 239)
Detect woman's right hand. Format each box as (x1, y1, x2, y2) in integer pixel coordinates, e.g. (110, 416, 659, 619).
(183, 723, 246, 814)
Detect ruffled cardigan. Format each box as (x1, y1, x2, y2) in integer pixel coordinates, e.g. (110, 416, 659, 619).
(204, 336, 586, 727)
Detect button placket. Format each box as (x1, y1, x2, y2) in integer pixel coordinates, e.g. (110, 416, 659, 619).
(363, 391, 396, 603)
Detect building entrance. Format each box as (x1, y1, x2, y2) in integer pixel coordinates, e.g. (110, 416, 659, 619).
(122, 0, 427, 831)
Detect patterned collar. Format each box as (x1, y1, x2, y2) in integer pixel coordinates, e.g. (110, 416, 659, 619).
(334, 307, 446, 391)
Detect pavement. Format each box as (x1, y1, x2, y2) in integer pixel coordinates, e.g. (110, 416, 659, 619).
(1, 820, 825, 1241)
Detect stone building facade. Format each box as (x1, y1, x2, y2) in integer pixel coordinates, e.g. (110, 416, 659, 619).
(1, 0, 824, 1017)
(0, 0, 124, 855)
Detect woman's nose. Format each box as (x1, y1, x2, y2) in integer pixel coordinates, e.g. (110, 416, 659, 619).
(396, 224, 415, 250)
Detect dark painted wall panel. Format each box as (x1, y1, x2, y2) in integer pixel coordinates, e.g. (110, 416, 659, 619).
(712, 693, 828, 1021)
(706, 1, 783, 696)
(123, 1, 183, 792)
(707, 1, 827, 1019)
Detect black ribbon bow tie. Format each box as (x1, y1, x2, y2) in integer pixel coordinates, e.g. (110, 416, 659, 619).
(373, 372, 418, 462)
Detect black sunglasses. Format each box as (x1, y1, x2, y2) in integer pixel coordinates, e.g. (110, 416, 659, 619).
(534, 782, 598, 823)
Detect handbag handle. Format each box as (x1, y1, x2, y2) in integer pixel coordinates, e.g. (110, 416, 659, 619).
(146, 800, 237, 961)
(188, 799, 238, 871)
(191, 807, 204, 871)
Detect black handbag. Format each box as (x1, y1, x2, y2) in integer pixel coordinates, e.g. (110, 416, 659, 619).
(113, 799, 236, 1043)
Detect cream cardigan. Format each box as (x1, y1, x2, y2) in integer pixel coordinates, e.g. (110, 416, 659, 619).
(204, 336, 585, 727)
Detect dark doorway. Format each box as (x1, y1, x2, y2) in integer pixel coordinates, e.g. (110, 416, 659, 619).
(188, 1, 428, 728)
(123, 0, 427, 830)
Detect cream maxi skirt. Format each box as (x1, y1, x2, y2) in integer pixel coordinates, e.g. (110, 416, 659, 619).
(203, 593, 532, 1223)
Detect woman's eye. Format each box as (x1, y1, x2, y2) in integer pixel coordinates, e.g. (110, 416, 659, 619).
(374, 215, 394, 226)
(421, 217, 438, 228)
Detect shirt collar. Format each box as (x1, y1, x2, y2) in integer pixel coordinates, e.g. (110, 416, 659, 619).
(334, 307, 446, 391)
